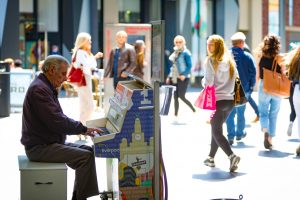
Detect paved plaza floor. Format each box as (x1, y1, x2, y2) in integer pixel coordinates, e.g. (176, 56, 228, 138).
(0, 89, 299, 200)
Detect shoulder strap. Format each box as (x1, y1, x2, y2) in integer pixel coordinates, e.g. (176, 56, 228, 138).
(72, 51, 77, 63)
(271, 56, 278, 71)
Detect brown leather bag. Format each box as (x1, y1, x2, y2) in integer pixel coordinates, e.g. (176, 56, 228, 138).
(263, 56, 290, 98)
(234, 77, 248, 107)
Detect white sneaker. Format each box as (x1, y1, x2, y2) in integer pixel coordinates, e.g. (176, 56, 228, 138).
(287, 122, 293, 136)
(204, 157, 215, 167)
(172, 116, 179, 124)
(229, 154, 240, 172)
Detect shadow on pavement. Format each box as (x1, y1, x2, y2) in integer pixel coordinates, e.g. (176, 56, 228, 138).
(232, 142, 255, 149)
(210, 195, 244, 200)
(287, 138, 300, 143)
(192, 168, 246, 182)
(245, 124, 252, 128)
(171, 121, 187, 125)
(292, 155, 300, 160)
(258, 150, 293, 158)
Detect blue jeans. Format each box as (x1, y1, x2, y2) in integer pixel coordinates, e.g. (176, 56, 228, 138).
(258, 81, 281, 137)
(226, 104, 246, 140)
(247, 92, 259, 116)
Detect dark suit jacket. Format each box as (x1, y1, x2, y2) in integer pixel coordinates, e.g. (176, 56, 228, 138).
(104, 43, 136, 78)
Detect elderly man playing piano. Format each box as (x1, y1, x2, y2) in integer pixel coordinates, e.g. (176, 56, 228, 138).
(20, 55, 103, 200)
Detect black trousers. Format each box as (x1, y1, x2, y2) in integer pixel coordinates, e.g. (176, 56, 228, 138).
(289, 83, 296, 122)
(209, 100, 234, 158)
(173, 78, 195, 116)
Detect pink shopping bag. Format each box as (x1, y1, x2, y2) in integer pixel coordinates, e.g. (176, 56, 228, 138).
(194, 85, 216, 111)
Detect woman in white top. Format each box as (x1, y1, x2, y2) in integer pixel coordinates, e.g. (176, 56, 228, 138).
(72, 32, 103, 140)
(203, 35, 240, 172)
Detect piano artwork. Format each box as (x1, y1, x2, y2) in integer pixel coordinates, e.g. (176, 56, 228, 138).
(87, 77, 154, 200)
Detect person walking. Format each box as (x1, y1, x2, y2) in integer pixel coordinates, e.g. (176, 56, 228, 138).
(72, 32, 103, 140)
(4, 58, 15, 70)
(253, 34, 285, 150)
(203, 35, 240, 172)
(243, 44, 260, 123)
(284, 43, 299, 136)
(133, 40, 146, 79)
(226, 32, 256, 145)
(166, 35, 195, 120)
(21, 55, 103, 200)
(104, 30, 136, 89)
(287, 82, 296, 136)
(12, 59, 24, 71)
(285, 45, 300, 155)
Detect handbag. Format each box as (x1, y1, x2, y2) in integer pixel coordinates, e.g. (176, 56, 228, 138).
(234, 77, 248, 107)
(67, 53, 86, 87)
(263, 56, 290, 98)
(194, 85, 216, 110)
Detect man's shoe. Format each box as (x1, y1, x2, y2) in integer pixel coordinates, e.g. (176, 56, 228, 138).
(228, 140, 234, 146)
(229, 154, 240, 172)
(287, 122, 293, 136)
(236, 132, 247, 141)
(251, 116, 259, 123)
(204, 157, 215, 167)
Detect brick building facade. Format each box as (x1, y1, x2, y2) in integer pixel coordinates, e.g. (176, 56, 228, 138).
(262, 0, 300, 51)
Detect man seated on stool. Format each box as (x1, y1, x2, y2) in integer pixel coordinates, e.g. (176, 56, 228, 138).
(20, 55, 103, 200)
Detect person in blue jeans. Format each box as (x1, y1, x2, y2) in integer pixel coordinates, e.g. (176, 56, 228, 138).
(247, 92, 260, 122)
(244, 45, 260, 123)
(254, 34, 285, 149)
(226, 32, 256, 145)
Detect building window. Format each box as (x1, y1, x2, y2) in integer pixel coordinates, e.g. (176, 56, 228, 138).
(289, 0, 293, 26)
(268, 0, 279, 35)
(118, 0, 141, 23)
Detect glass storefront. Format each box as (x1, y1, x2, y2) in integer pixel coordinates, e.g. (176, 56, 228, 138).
(118, 0, 141, 23)
(19, 0, 38, 70)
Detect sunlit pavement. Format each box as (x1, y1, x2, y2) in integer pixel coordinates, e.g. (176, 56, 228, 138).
(1, 89, 299, 200)
(161, 89, 300, 200)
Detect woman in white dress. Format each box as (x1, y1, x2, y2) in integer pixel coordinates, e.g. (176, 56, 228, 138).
(72, 32, 103, 140)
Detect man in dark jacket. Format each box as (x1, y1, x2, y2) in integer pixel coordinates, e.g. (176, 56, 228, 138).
(21, 55, 102, 200)
(226, 32, 256, 145)
(104, 30, 136, 88)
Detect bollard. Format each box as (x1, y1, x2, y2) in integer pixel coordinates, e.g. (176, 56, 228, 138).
(0, 62, 10, 117)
